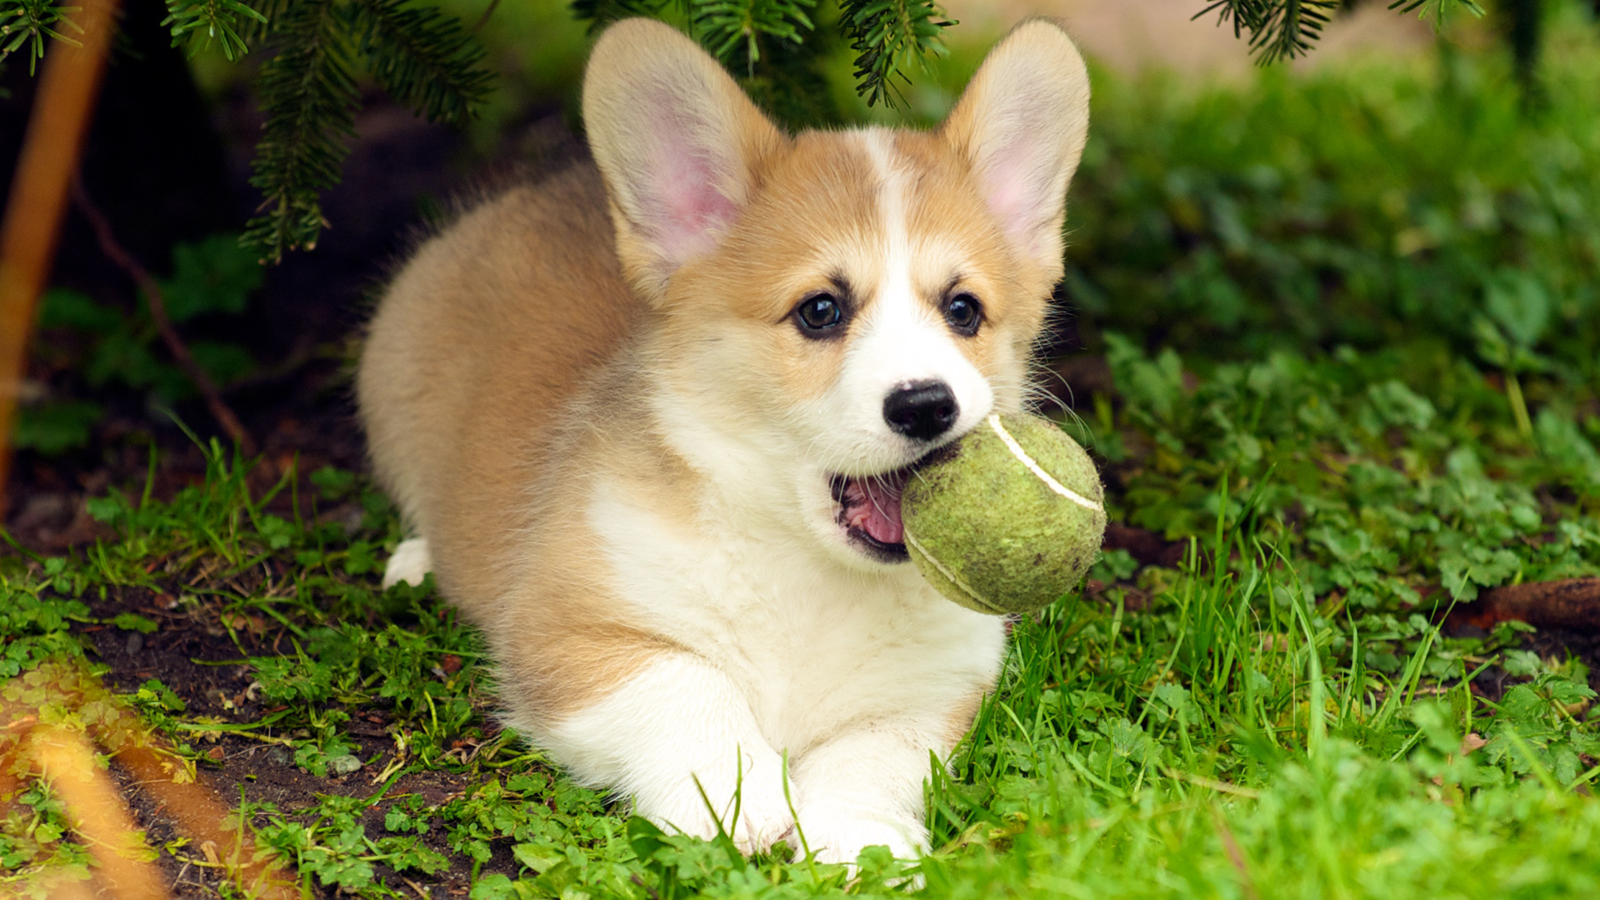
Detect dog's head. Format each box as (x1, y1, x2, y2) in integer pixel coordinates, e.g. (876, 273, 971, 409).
(583, 18, 1090, 569)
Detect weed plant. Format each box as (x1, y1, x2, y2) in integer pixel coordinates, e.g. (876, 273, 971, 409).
(16, 235, 266, 456)
(6, 10, 1600, 899)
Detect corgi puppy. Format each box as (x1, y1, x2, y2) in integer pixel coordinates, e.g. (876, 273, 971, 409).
(358, 17, 1090, 864)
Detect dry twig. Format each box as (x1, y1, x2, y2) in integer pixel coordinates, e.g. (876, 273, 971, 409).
(1455, 577, 1600, 632)
(70, 178, 255, 455)
(0, 0, 122, 516)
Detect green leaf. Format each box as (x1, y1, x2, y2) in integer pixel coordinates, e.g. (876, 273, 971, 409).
(112, 613, 159, 634)
(12, 400, 103, 456)
(160, 234, 263, 323)
(35, 289, 122, 334)
(1484, 270, 1551, 349)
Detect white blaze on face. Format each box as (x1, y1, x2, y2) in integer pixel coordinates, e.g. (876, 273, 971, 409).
(827, 130, 993, 469)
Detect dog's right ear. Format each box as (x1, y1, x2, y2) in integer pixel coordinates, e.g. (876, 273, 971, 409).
(583, 18, 785, 303)
(939, 19, 1090, 279)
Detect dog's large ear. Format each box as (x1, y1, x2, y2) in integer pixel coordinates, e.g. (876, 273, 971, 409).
(940, 19, 1090, 274)
(583, 18, 785, 301)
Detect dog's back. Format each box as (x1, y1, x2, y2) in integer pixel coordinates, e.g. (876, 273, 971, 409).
(358, 163, 637, 608)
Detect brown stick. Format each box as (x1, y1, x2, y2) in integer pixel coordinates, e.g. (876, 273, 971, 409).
(473, 0, 503, 32)
(1459, 577, 1600, 631)
(32, 725, 174, 900)
(8, 661, 299, 900)
(0, 0, 122, 518)
(70, 179, 256, 455)
(116, 742, 299, 900)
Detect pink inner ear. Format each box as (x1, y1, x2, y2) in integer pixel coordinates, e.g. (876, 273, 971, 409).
(972, 85, 1066, 260)
(983, 147, 1036, 239)
(649, 150, 736, 261)
(638, 104, 740, 264)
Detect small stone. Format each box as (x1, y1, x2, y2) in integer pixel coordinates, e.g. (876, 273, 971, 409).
(327, 754, 363, 776)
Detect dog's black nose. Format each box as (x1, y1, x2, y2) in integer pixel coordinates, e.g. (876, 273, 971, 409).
(883, 381, 959, 441)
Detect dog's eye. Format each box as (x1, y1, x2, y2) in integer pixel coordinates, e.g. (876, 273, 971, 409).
(795, 294, 844, 334)
(945, 293, 982, 335)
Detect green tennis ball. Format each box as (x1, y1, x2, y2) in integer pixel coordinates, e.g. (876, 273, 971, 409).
(902, 413, 1107, 615)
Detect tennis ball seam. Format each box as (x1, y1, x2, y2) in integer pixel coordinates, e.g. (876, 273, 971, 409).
(985, 414, 1103, 513)
(902, 527, 1001, 613)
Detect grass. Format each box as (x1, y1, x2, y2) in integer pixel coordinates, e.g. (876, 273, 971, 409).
(7, 4, 1600, 898)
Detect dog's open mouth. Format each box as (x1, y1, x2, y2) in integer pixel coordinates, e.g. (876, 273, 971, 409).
(829, 446, 958, 563)
(831, 469, 912, 562)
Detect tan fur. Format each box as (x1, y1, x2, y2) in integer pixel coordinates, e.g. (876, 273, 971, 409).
(359, 165, 676, 716)
(361, 165, 629, 606)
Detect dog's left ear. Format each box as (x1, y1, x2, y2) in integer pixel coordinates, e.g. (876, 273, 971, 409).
(583, 18, 786, 302)
(940, 19, 1090, 273)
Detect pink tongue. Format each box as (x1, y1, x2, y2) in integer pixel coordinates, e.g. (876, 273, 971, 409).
(847, 476, 905, 545)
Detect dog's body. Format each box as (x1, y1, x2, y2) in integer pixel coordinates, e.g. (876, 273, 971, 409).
(359, 18, 1089, 863)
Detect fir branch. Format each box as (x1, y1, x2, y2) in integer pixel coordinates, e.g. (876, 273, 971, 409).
(243, 0, 359, 260)
(1388, 0, 1486, 28)
(348, 0, 492, 124)
(738, 35, 834, 127)
(1199, 0, 1485, 65)
(161, 0, 266, 61)
(1197, 0, 1338, 65)
(568, 0, 835, 125)
(0, 0, 84, 74)
(239, 0, 288, 44)
(838, 0, 952, 109)
(692, 0, 814, 72)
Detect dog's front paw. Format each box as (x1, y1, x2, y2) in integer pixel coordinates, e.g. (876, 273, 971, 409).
(795, 800, 926, 867)
(635, 764, 797, 855)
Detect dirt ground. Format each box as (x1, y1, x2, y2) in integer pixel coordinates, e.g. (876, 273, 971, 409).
(76, 583, 519, 898)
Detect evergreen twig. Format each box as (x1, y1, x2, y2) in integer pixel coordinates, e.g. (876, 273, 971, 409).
(838, 0, 953, 108)
(569, 0, 675, 36)
(0, 0, 85, 74)
(1388, 0, 1487, 28)
(242, 0, 359, 260)
(161, 0, 266, 60)
(350, 0, 492, 124)
(1200, 0, 1486, 64)
(693, 0, 815, 73)
(1197, 0, 1338, 64)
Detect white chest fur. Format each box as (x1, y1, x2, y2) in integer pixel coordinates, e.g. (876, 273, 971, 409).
(587, 476, 1007, 756)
